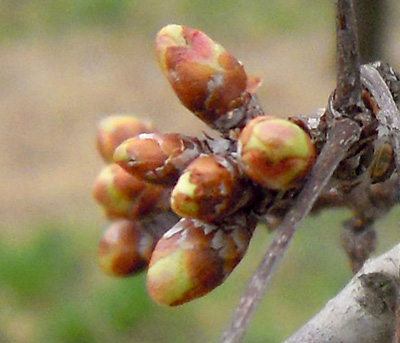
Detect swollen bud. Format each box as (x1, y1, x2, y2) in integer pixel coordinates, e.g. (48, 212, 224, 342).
(156, 24, 253, 132)
(146, 216, 253, 306)
(170, 155, 250, 222)
(96, 114, 155, 162)
(99, 219, 156, 276)
(238, 116, 315, 190)
(93, 164, 168, 220)
(113, 133, 203, 185)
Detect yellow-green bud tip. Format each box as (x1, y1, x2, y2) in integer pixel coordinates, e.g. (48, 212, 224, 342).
(239, 116, 315, 190)
(170, 171, 199, 217)
(96, 114, 154, 162)
(147, 249, 194, 306)
(146, 219, 226, 306)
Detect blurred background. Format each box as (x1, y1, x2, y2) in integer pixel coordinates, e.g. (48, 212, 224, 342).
(0, 1, 399, 342)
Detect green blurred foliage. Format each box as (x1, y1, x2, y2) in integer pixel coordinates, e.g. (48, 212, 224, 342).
(0, 209, 397, 343)
(93, 274, 152, 332)
(0, 222, 201, 343)
(0, 0, 333, 40)
(0, 228, 80, 304)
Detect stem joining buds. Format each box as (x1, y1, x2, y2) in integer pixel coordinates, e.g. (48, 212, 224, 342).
(170, 155, 249, 222)
(98, 220, 156, 276)
(96, 115, 155, 162)
(156, 24, 250, 132)
(93, 164, 168, 219)
(238, 116, 315, 190)
(146, 217, 252, 306)
(113, 133, 202, 185)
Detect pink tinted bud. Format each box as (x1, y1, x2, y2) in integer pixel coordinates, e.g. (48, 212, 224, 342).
(146, 216, 253, 306)
(156, 25, 250, 131)
(93, 164, 168, 220)
(238, 116, 316, 190)
(99, 219, 156, 276)
(96, 114, 155, 162)
(113, 133, 203, 185)
(170, 155, 250, 222)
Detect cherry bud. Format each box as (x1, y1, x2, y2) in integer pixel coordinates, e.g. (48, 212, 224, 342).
(96, 114, 155, 163)
(99, 219, 156, 276)
(113, 133, 203, 185)
(93, 164, 168, 220)
(170, 155, 250, 222)
(146, 216, 253, 306)
(156, 24, 253, 132)
(238, 116, 315, 190)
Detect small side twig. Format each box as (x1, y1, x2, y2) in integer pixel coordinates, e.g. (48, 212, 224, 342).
(334, 0, 363, 113)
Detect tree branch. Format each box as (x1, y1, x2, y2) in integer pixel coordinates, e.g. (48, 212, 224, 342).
(220, 119, 361, 343)
(360, 64, 400, 178)
(284, 243, 400, 343)
(334, 0, 363, 113)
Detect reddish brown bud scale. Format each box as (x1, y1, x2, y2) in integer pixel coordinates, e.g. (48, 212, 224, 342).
(98, 220, 156, 276)
(93, 164, 168, 220)
(146, 217, 252, 306)
(114, 133, 203, 185)
(96, 115, 155, 163)
(170, 155, 250, 222)
(156, 25, 252, 132)
(238, 116, 316, 190)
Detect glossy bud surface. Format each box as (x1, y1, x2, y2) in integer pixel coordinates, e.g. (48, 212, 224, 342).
(99, 220, 155, 276)
(238, 116, 315, 190)
(97, 115, 154, 162)
(147, 217, 252, 306)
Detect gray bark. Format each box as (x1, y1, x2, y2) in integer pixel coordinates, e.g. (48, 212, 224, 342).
(284, 243, 399, 343)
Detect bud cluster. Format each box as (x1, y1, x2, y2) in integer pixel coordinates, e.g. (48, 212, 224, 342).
(93, 26, 317, 305)
(94, 114, 178, 277)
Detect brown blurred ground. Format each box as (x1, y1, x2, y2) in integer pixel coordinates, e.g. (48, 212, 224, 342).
(0, 27, 399, 231)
